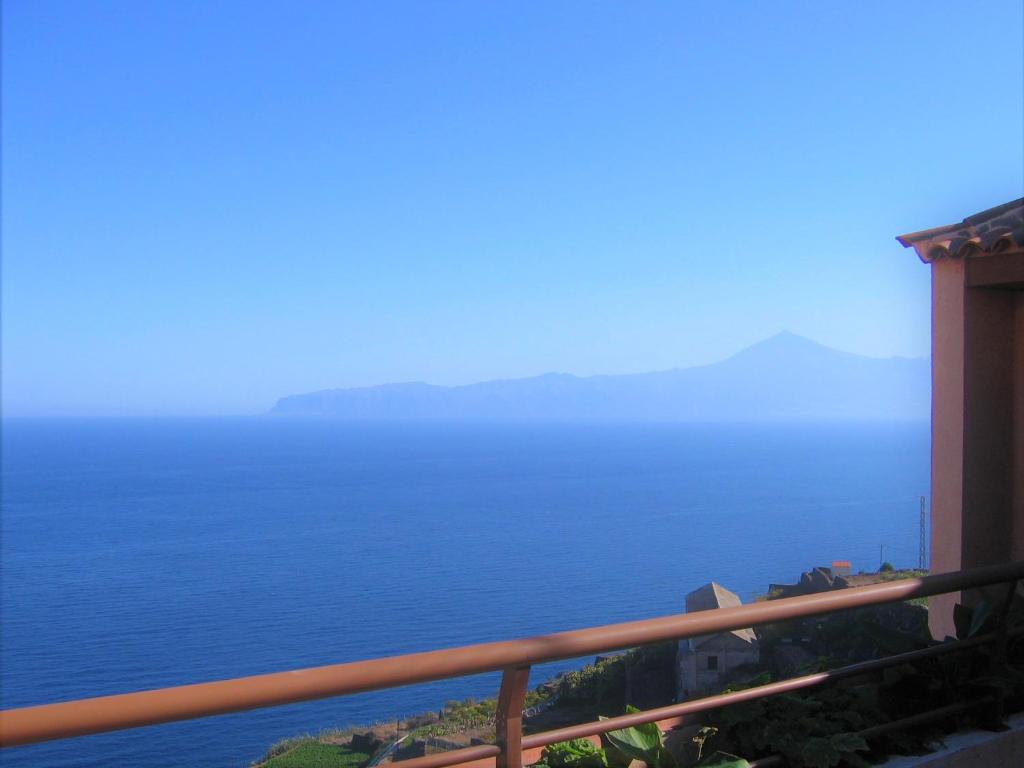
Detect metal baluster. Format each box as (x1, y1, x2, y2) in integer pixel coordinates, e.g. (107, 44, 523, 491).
(496, 666, 531, 768)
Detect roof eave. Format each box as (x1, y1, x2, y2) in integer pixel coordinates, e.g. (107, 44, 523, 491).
(896, 197, 1024, 264)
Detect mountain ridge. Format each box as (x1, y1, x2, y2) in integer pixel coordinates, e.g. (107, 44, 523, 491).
(270, 332, 930, 421)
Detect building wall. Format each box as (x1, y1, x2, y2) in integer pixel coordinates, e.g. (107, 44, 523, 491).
(929, 253, 1024, 638)
(929, 258, 966, 638)
(1014, 292, 1024, 563)
(677, 637, 759, 699)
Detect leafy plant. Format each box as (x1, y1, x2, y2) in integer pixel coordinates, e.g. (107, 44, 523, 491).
(534, 739, 608, 768)
(953, 587, 1024, 641)
(707, 591, 1024, 768)
(602, 706, 676, 768)
(708, 685, 882, 767)
(534, 705, 681, 768)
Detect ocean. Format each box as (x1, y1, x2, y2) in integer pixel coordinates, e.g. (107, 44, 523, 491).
(0, 419, 929, 767)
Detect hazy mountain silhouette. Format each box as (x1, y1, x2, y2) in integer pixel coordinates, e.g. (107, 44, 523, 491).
(270, 331, 929, 421)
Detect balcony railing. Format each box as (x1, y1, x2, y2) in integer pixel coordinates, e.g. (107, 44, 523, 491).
(1, 561, 1022, 768)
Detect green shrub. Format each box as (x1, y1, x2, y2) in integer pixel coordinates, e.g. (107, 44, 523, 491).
(258, 743, 370, 768)
(534, 738, 607, 768)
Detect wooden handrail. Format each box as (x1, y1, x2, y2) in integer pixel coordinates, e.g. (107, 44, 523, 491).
(1, 560, 1021, 763)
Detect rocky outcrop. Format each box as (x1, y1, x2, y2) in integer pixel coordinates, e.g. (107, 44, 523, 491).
(349, 732, 383, 755)
(759, 568, 930, 679)
(770, 566, 849, 599)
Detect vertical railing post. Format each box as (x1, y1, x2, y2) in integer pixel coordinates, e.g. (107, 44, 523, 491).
(985, 579, 1019, 728)
(496, 665, 531, 768)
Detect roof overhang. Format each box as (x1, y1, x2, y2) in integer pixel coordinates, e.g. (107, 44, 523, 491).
(896, 198, 1024, 264)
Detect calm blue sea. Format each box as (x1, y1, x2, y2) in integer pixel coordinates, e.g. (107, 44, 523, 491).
(1, 419, 929, 767)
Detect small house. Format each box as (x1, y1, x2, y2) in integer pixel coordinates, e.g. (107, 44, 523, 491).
(676, 582, 759, 699)
(831, 561, 852, 577)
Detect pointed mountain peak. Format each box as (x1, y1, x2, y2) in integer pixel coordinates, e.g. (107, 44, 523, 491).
(759, 330, 824, 348)
(723, 331, 853, 366)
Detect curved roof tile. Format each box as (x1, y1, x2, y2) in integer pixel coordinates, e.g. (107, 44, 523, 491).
(896, 198, 1024, 263)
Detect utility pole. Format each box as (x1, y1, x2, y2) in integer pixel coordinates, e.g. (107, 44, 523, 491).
(919, 496, 927, 571)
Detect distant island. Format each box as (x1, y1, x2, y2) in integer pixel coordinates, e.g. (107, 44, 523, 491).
(269, 331, 929, 421)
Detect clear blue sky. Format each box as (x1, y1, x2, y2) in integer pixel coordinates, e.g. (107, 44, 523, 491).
(3, 1, 1022, 416)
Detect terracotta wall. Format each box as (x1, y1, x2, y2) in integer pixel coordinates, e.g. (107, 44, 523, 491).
(1015, 292, 1024, 562)
(929, 258, 965, 638)
(928, 256, 1023, 639)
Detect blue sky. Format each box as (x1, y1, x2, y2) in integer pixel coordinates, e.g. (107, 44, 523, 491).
(3, 1, 1022, 416)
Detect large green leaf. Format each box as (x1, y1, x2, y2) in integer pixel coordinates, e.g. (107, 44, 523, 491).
(603, 720, 661, 761)
(602, 706, 670, 768)
(968, 598, 994, 638)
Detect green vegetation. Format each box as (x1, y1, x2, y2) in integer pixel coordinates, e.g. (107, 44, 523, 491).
(703, 592, 1024, 767)
(259, 742, 369, 768)
(532, 712, 749, 768)
(417, 697, 496, 738)
(878, 567, 925, 581)
(860, 568, 929, 603)
(550, 643, 677, 715)
(253, 573, 1023, 768)
(536, 599, 1024, 768)
(529, 590, 1024, 768)
(533, 738, 607, 768)
(548, 658, 626, 711)
(250, 645, 675, 767)
(533, 707, 752, 768)
(709, 681, 875, 767)
(402, 644, 677, 744)
(532, 708, 677, 768)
